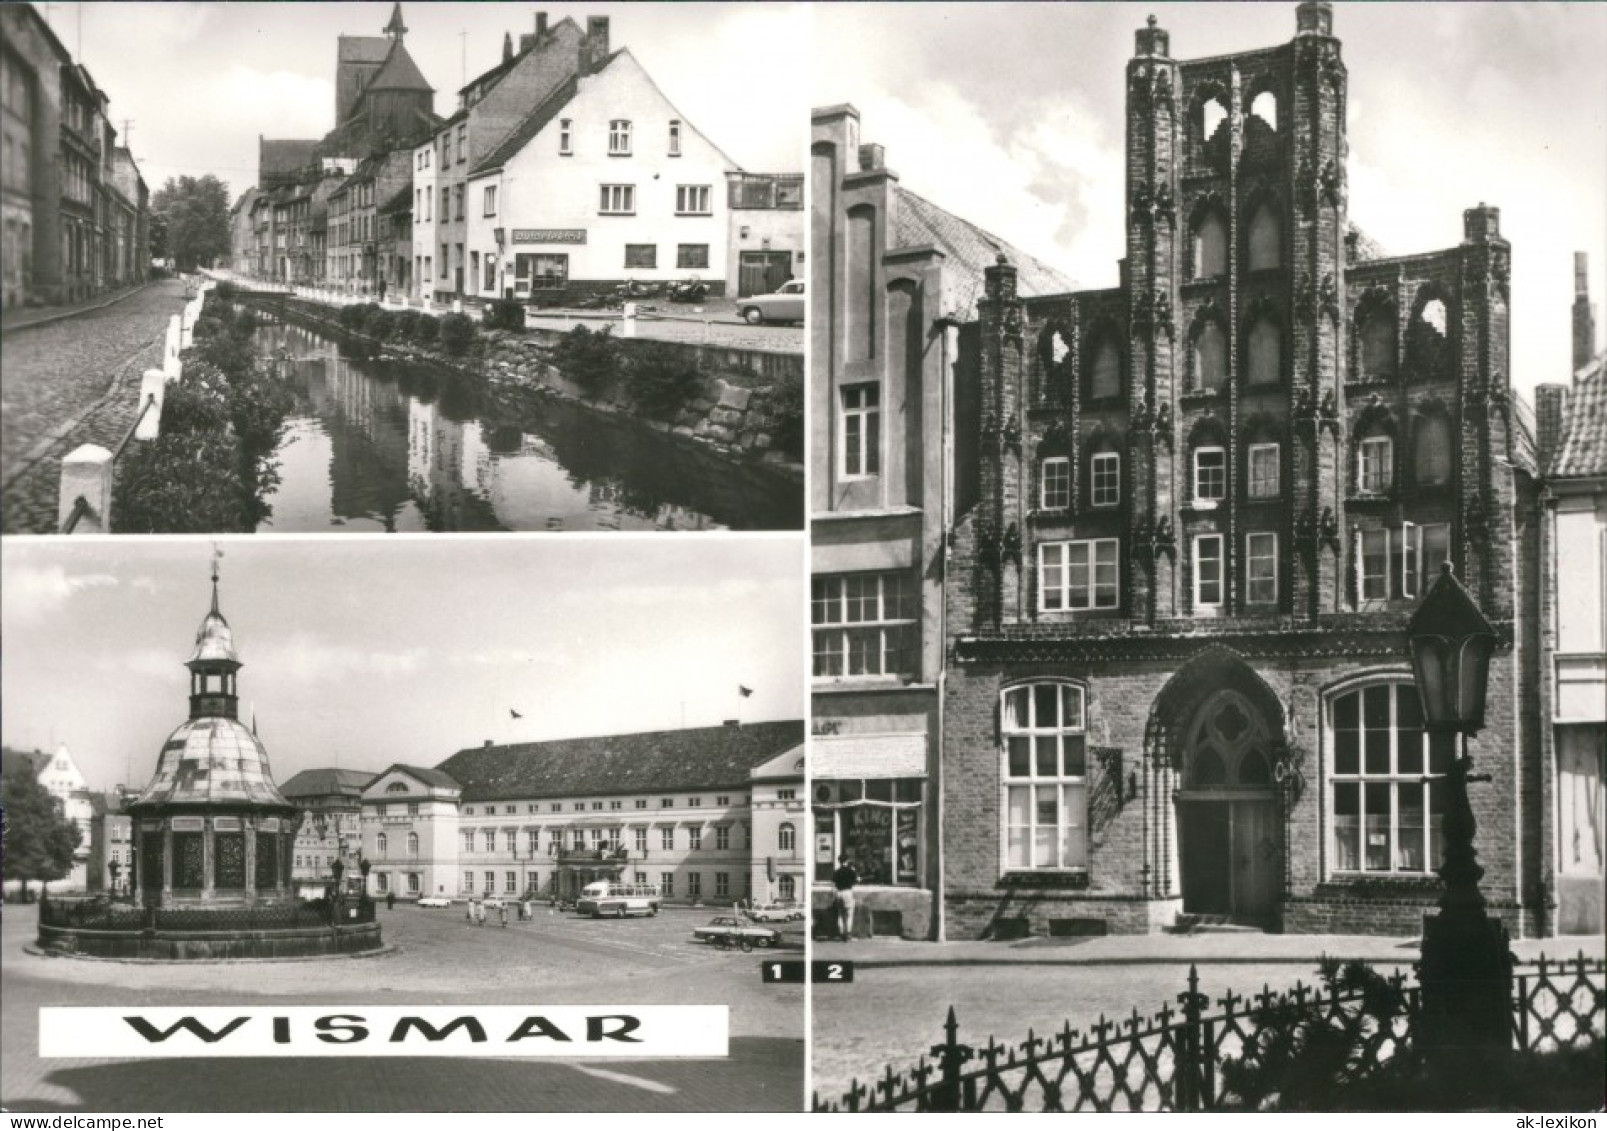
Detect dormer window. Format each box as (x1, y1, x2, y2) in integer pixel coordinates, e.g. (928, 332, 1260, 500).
(609, 119, 632, 155)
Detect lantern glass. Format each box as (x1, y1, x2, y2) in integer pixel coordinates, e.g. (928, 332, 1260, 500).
(1457, 634, 1495, 732)
(1410, 635, 1457, 730)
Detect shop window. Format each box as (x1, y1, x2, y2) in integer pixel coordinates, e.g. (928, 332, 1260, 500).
(814, 778, 923, 885)
(677, 244, 709, 270)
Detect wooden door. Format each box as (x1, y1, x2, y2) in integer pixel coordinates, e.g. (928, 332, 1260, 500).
(738, 251, 792, 297)
(1229, 799, 1280, 923)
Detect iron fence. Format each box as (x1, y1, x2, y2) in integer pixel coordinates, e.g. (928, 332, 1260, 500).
(814, 953, 1604, 1113)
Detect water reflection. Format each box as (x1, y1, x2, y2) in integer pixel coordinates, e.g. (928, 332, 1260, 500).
(252, 318, 801, 532)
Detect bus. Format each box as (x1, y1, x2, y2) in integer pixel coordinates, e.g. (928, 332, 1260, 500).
(577, 881, 661, 918)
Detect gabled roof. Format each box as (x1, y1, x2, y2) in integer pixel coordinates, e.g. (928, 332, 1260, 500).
(378, 184, 412, 216)
(366, 39, 432, 94)
(459, 16, 581, 96)
(338, 35, 392, 65)
(280, 768, 378, 800)
(1552, 350, 1607, 478)
(438, 720, 806, 803)
(370, 763, 461, 791)
(260, 139, 320, 182)
(894, 187, 1078, 322)
(471, 72, 581, 176)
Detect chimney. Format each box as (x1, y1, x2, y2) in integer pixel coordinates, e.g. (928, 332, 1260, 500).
(1534, 383, 1569, 474)
(1135, 13, 1170, 58)
(484, 738, 494, 748)
(503, 32, 513, 62)
(536, 11, 549, 40)
(519, 33, 535, 54)
(1296, 1, 1334, 37)
(1574, 251, 1597, 374)
(858, 143, 885, 173)
(584, 16, 610, 74)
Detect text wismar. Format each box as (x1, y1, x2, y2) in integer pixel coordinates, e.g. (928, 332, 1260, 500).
(123, 1013, 644, 1044)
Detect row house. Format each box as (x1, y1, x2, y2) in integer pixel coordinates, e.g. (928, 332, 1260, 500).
(280, 768, 376, 896)
(812, 3, 1573, 941)
(326, 150, 412, 292)
(353, 721, 805, 905)
(415, 11, 593, 303)
(462, 43, 738, 302)
(1, 4, 149, 309)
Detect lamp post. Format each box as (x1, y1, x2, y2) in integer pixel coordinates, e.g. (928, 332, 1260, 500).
(1407, 562, 1511, 1071)
(108, 859, 122, 898)
(359, 857, 372, 906)
(330, 857, 345, 909)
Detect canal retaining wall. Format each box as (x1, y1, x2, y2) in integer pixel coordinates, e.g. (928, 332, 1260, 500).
(255, 294, 803, 479)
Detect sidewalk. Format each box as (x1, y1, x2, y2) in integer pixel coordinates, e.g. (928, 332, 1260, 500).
(0, 281, 154, 333)
(819, 931, 1605, 968)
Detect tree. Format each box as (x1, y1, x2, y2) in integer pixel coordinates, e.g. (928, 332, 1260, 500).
(1, 753, 82, 902)
(151, 174, 232, 271)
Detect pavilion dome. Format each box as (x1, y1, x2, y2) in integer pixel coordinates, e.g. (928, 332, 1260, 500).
(190, 607, 238, 664)
(130, 716, 293, 810)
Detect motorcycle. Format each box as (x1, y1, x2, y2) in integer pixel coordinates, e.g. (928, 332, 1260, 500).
(667, 276, 708, 303)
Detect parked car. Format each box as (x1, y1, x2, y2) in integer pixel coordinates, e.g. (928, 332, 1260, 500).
(746, 901, 806, 923)
(692, 916, 780, 948)
(480, 896, 512, 909)
(738, 280, 804, 325)
(416, 897, 451, 908)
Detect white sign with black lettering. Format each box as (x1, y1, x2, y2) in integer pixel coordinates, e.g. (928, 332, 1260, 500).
(40, 1006, 728, 1058)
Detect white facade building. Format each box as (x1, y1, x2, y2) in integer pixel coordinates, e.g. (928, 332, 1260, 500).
(465, 49, 737, 300)
(749, 742, 807, 905)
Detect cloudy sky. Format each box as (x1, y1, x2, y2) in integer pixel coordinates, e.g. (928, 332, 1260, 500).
(815, 2, 1607, 399)
(50, 1, 806, 193)
(2, 537, 804, 793)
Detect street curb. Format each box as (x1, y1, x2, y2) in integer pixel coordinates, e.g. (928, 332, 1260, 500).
(0, 281, 154, 334)
(841, 953, 1417, 970)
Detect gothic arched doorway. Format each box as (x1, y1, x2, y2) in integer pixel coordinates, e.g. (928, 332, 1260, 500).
(1176, 689, 1281, 924)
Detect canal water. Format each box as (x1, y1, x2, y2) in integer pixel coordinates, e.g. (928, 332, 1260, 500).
(249, 316, 802, 532)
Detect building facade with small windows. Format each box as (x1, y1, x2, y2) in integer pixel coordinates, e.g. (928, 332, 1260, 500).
(349, 721, 803, 905)
(810, 104, 1077, 941)
(749, 743, 807, 905)
(282, 768, 376, 897)
(820, 2, 1553, 941)
(463, 44, 738, 301)
(726, 171, 804, 298)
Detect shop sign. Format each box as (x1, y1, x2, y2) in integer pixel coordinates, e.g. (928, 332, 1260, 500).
(511, 229, 586, 245)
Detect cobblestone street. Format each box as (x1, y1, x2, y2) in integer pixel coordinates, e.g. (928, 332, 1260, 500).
(1, 902, 804, 1112)
(0, 279, 190, 533)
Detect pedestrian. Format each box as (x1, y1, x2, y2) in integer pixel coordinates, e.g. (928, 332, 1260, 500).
(378, 278, 387, 302)
(474, 898, 486, 926)
(831, 854, 859, 942)
(498, 903, 508, 928)
(386, 890, 395, 911)
(465, 899, 473, 922)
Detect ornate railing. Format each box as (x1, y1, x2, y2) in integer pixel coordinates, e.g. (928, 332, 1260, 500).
(814, 954, 1604, 1113)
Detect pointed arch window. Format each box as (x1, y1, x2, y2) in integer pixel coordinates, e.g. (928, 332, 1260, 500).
(1089, 337, 1121, 400)
(1246, 315, 1281, 385)
(1193, 321, 1227, 392)
(1247, 203, 1280, 271)
(1414, 414, 1452, 487)
(1361, 311, 1396, 378)
(1194, 211, 1228, 279)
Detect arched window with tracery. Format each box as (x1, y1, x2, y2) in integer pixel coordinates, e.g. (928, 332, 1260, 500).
(1087, 333, 1122, 401)
(1194, 210, 1228, 279)
(1192, 319, 1227, 392)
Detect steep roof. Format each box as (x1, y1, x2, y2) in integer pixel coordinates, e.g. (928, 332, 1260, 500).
(1511, 390, 1538, 476)
(471, 72, 581, 176)
(378, 184, 412, 216)
(1552, 350, 1607, 478)
(894, 187, 1078, 322)
(376, 764, 461, 790)
(338, 35, 392, 65)
(366, 38, 433, 94)
(437, 720, 806, 803)
(259, 139, 320, 183)
(280, 768, 378, 799)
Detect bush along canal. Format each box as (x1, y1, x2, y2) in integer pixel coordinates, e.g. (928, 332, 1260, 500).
(112, 300, 297, 533)
(232, 292, 803, 532)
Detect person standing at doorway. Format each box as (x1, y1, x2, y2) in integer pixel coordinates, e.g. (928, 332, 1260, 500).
(831, 854, 859, 942)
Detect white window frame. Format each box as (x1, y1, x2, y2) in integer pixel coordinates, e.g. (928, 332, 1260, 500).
(668, 119, 682, 156)
(675, 185, 711, 215)
(1193, 534, 1225, 610)
(1328, 680, 1447, 876)
(634, 828, 648, 853)
(482, 185, 496, 217)
(1245, 532, 1278, 605)
(1357, 527, 1392, 604)
(1248, 442, 1280, 499)
(558, 119, 572, 155)
(599, 184, 635, 215)
(1039, 539, 1120, 612)
(1400, 522, 1452, 599)
(608, 119, 632, 155)
(715, 826, 730, 850)
(660, 827, 674, 851)
(812, 571, 915, 679)
(839, 383, 880, 479)
(1041, 456, 1071, 510)
(1000, 682, 1089, 872)
(1193, 446, 1227, 507)
(1358, 436, 1393, 495)
(1090, 451, 1120, 508)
